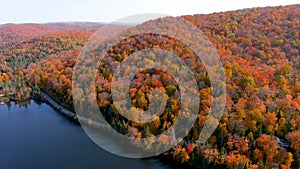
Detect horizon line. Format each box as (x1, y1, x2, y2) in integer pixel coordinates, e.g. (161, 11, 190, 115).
(1, 3, 298, 25)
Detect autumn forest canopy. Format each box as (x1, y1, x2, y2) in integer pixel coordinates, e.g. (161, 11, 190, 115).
(0, 4, 299, 169)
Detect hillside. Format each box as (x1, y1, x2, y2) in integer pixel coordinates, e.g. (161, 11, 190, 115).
(0, 23, 103, 47)
(0, 23, 126, 101)
(1, 4, 300, 169)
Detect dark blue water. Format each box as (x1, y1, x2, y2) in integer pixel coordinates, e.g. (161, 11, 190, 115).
(0, 100, 178, 169)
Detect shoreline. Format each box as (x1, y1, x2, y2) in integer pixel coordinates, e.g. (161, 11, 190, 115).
(39, 92, 78, 122)
(37, 92, 193, 168)
(3, 92, 290, 169)
(39, 92, 116, 130)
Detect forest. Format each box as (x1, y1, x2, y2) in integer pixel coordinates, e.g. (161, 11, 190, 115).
(1, 4, 299, 169)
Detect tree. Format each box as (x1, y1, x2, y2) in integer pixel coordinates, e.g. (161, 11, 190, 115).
(257, 134, 279, 166)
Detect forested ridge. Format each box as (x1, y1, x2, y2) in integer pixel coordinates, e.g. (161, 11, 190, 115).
(1, 4, 300, 169)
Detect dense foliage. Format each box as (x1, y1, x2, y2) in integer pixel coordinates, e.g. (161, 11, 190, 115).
(0, 23, 103, 101)
(2, 4, 300, 169)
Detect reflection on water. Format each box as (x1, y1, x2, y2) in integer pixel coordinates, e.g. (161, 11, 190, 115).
(0, 100, 179, 169)
(1, 99, 42, 110)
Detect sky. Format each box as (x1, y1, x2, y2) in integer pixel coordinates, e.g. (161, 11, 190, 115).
(0, 0, 299, 24)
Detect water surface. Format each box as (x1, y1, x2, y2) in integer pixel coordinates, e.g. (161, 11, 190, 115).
(0, 100, 179, 169)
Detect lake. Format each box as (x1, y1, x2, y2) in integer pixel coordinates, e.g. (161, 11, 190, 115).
(0, 100, 179, 169)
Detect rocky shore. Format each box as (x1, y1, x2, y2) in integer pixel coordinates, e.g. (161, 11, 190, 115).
(39, 92, 111, 130)
(39, 92, 78, 121)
